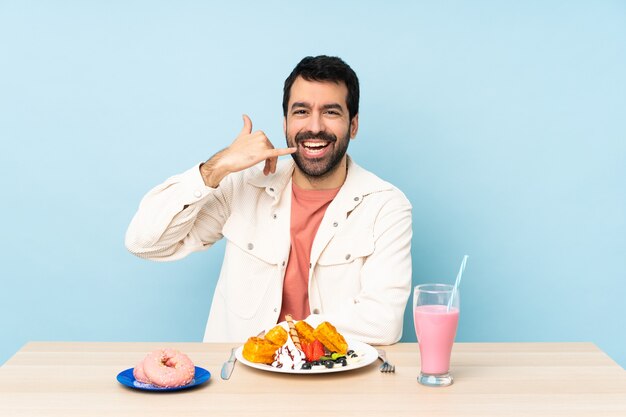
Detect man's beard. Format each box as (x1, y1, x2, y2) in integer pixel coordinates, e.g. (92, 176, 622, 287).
(287, 129, 350, 178)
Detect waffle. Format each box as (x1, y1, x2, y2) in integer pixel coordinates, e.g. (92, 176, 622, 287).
(313, 321, 348, 354)
(242, 337, 280, 364)
(265, 325, 288, 346)
(295, 320, 316, 344)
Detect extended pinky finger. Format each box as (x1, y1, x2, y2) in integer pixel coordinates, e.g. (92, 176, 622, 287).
(269, 147, 297, 157)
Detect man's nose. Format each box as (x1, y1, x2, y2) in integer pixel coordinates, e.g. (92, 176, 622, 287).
(306, 112, 323, 133)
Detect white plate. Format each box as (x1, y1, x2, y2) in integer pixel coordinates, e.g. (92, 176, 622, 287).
(235, 339, 378, 374)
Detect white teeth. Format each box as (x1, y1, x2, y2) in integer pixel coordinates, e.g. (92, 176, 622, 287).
(302, 141, 328, 148)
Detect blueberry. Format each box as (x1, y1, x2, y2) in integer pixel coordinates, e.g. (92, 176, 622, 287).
(350, 353, 358, 358)
(324, 360, 334, 368)
(347, 350, 355, 356)
(312, 360, 321, 366)
(338, 358, 348, 366)
(301, 363, 312, 370)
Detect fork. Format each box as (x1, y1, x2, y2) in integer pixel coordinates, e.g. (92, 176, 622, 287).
(376, 348, 395, 373)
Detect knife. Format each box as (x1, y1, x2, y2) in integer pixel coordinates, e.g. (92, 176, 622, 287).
(221, 347, 238, 380)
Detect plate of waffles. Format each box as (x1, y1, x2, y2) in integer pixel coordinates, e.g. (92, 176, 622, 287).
(236, 316, 378, 374)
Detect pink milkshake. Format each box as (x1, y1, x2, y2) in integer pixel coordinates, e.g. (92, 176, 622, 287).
(413, 305, 460, 375)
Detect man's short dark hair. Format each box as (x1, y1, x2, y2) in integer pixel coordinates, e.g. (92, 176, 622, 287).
(283, 55, 360, 121)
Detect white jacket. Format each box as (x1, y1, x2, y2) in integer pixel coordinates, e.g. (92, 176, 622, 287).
(125, 157, 412, 345)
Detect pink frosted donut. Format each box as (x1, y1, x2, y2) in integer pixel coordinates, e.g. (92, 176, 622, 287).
(141, 349, 195, 388)
(133, 359, 150, 383)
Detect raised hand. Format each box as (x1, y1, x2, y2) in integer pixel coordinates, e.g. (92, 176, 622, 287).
(200, 115, 296, 187)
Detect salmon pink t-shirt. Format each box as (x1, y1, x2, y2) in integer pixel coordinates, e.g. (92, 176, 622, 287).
(278, 182, 340, 322)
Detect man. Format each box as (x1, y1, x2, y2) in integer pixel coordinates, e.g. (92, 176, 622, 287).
(125, 55, 412, 345)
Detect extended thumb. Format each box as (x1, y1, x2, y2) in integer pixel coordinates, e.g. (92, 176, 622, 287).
(240, 114, 253, 135)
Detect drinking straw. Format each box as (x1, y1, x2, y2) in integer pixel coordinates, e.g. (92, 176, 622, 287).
(447, 255, 468, 311)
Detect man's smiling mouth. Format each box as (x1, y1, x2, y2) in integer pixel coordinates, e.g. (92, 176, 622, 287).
(299, 140, 332, 156)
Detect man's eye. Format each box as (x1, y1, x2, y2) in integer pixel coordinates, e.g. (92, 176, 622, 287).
(293, 109, 307, 115)
(325, 110, 340, 116)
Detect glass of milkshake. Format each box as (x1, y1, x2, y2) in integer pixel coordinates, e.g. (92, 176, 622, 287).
(413, 284, 460, 387)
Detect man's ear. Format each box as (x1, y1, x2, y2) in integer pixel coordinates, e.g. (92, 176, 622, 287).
(350, 114, 359, 139)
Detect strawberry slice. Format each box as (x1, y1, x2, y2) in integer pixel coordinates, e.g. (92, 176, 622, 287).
(301, 342, 314, 362)
(311, 339, 325, 361)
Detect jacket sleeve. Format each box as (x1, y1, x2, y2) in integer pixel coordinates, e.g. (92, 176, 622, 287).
(308, 192, 413, 345)
(125, 163, 232, 261)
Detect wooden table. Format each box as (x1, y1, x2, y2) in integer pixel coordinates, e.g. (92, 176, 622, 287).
(1, 342, 625, 416)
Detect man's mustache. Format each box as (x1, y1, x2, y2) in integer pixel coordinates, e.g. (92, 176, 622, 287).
(295, 131, 337, 143)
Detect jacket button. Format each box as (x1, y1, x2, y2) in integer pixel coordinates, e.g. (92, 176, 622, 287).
(247, 243, 254, 250)
(272, 214, 277, 219)
(269, 187, 275, 192)
(312, 308, 320, 314)
(353, 196, 359, 201)
(274, 307, 278, 312)
(345, 254, 351, 260)
(194, 190, 202, 198)
(332, 221, 338, 227)
(282, 261, 286, 267)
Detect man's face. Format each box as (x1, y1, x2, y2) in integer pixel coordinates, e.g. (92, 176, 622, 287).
(284, 76, 358, 178)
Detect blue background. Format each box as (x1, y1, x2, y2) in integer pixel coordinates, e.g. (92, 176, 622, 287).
(1, 1, 625, 368)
